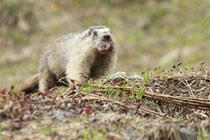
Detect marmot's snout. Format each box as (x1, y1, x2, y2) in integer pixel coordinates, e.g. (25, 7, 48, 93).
(103, 34, 111, 41)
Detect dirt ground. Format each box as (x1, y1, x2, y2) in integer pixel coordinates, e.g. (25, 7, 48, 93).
(1, 0, 210, 89)
(0, 69, 209, 139)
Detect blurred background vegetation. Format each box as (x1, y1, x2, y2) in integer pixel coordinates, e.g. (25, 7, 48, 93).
(0, 0, 210, 89)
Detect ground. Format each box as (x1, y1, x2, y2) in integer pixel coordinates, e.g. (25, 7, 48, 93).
(0, 68, 209, 139)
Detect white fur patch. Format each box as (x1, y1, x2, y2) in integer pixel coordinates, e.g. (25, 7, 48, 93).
(97, 28, 110, 33)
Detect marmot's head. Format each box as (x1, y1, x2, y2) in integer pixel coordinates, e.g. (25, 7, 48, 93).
(88, 26, 116, 55)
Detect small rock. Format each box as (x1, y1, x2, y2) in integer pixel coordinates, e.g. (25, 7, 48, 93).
(179, 127, 198, 140)
(52, 109, 78, 123)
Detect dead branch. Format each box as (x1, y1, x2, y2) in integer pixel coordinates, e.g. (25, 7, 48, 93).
(77, 83, 210, 111)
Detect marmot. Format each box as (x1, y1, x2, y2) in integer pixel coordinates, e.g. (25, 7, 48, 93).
(19, 26, 117, 93)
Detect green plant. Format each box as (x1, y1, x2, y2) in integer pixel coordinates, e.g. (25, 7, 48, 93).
(136, 85, 146, 100)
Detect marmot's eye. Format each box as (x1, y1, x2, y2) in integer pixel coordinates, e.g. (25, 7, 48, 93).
(93, 31, 97, 36)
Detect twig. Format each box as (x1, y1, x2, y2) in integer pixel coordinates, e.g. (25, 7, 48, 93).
(79, 92, 170, 119)
(78, 83, 210, 110)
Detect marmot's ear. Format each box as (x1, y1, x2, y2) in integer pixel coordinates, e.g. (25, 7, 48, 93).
(88, 31, 91, 36)
(88, 26, 94, 36)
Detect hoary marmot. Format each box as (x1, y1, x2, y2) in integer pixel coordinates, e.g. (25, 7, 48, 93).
(19, 26, 117, 93)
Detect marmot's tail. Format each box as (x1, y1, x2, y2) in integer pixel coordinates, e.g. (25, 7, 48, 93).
(19, 74, 39, 93)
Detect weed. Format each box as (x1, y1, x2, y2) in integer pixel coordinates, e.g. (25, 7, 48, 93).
(0, 127, 6, 134)
(136, 85, 146, 100)
(107, 87, 113, 98)
(122, 81, 127, 98)
(114, 89, 121, 99)
(142, 70, 152, 83)
(82, 128, 105, 140)
(129, 83, 136, 99)
(82, 128, 92, 140)
(197, 127, 209, 140)
(199, 92, 204, 98)
(125, 115, 132, 120)
(39, 125, 58, 135)
(174, 115, 184, 122)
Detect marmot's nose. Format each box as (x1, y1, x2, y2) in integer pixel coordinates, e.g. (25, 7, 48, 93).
(103, 34, 110, 40)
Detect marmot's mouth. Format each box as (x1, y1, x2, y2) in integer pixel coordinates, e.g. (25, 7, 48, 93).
(98, 41, 116, 55)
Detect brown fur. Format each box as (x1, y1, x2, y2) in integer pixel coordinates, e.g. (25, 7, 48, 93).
(19, 74, 39, 93)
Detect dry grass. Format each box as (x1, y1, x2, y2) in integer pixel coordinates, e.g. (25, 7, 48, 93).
(0, 67, 209, 139)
